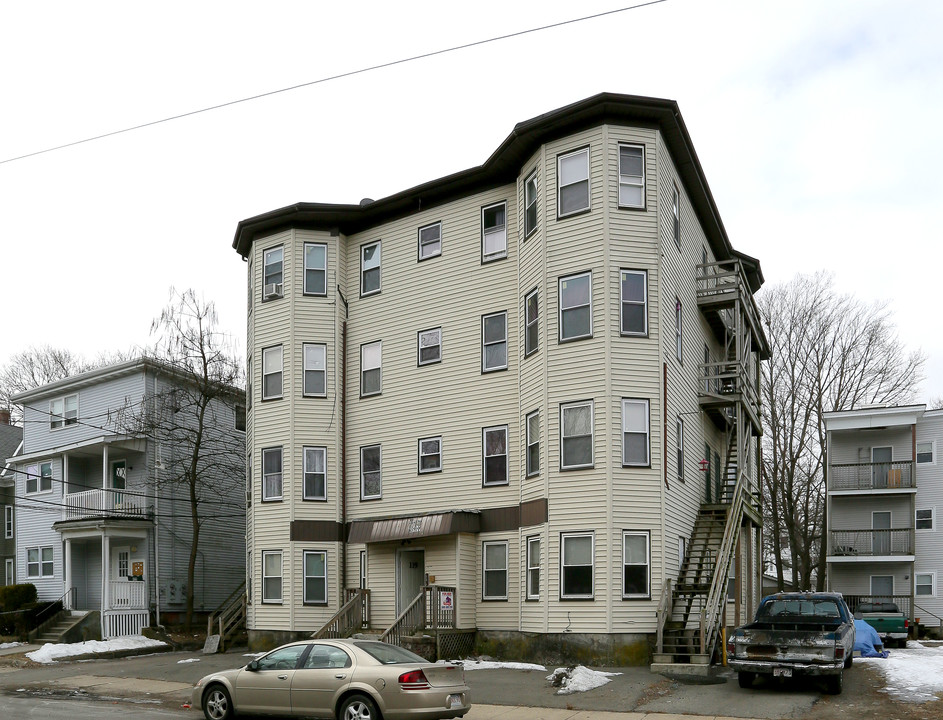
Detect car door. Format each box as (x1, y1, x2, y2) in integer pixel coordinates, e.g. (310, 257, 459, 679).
(290, 643, 353, 717)
(235, 644, 307, 715)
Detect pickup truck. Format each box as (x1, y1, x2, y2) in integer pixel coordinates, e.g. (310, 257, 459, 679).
(727, 592, 855, 695)
(856, 601, 908, 647)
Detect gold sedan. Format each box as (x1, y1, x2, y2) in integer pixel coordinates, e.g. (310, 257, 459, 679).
(192, 639, 471, 720)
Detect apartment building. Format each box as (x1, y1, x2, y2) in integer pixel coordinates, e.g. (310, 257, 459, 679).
(234, 93, 769, 665)
(824, 405, 943, 634)
(0, 410, 23, 586)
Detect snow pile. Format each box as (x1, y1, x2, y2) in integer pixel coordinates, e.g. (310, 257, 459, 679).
(0, 642, 25, 650)
(177, 657, 201, 664)
(858, 641, 943, 703)
(26, 635, 167, 663)
(442, 659, 546, 672)
(547, 665, 621, 694)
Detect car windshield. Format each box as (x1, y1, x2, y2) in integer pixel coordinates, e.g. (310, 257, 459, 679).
(758, 598, 842, 620)
(354, 641, 426, 664)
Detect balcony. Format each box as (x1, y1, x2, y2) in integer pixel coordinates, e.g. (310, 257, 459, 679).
(64, 488, 149, 520)
(698, 360, 761, 434)
(829, 528, 915, 558)
(829, 461, 915, 492)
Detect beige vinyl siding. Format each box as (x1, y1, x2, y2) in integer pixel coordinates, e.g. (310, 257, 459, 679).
(475, 532, 520, 630)
(520, 529, 547, 632)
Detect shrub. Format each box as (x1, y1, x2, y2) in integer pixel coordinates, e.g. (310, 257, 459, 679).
(0, 583, 37, 613)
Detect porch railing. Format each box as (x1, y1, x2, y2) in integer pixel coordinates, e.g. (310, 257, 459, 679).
(109, 580, 147, 609)
(830, 528, 915, 556)
(102, 609, 149, 639)
(844, 594, 912, 619)
(379, 585, 456, 648)
(829, 461, 915, 491)
(311, 589, 371, 640)
(64, 488, 149, 520)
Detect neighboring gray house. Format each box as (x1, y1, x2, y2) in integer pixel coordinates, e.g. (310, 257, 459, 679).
(824, 404, 943, 633)
(9, 359, 246, 638)
(0, 410, 23, 586)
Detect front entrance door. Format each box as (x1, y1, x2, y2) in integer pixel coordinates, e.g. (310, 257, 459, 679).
(872, 511, 891, 555)
(396, 549, 425, 615)
(871, 575, 894, 600)
(872, 447, 892, 488)
(111, 460, 127, 507)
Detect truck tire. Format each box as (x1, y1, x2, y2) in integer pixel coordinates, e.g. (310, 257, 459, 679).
(738, 671, 755, 689)
(844, 654, 853, 668)
(825, 672, 843, 695)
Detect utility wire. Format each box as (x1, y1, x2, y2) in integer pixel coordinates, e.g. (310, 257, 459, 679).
(0, 1, 668, 166)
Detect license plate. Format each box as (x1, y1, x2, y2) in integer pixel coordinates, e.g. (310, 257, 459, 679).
(448, 694, 463, 709)
(773, 668, 792, 678)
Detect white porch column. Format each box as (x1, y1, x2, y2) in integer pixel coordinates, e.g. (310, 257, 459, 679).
(102, 445, 109, 490)
(64, 539, 72, 609)
(102, 532, 110, 615)
(62, 453, 69, 514)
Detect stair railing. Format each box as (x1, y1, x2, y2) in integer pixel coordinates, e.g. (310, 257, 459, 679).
(206, 580, 246, 651)
(311, 589, 371, 639)
(379, 591, 425, 648)
(655, 578, 674, 654)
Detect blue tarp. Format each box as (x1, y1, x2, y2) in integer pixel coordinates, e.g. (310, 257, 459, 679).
(854, 619, 889, 658)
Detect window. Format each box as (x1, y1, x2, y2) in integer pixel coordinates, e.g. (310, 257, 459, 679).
(418, 328, 441, 366)
(50, 394, 78, 429)
(482, 425, 508, 486)
(303, 343, 327, 397)
(481, 202, 507, 262)
(361, 341, 382, 396)
(418, 437, 442, 474)
(262, 345, 283, 400)
(303, 242, 327, 296)
(524, 289, 539, 356)
(676, 417, 684, 482)
(524, 170, 538, 237)
(917, 442, 934, 464)
(559, 272, 592, 341)
(526, 537, 540, 600)
(361, 241, 381, 296)
(622, 399, 650, 466)
(561, 401, 593, 470)
(262, 447, 283, 501)
(675, 298, 683, 362)
(916, 508, 934, 531)
(418, 222, 442, 260)
(247, 354, 252, 410)
(618, 144, 644, 208)
(623, 531, 650, 598)
(526, 410, 540, 477)
(703, 344, 711, 392)
(26, 547, 53, 579)
(361, 444, 382, 500)
(672, 184, 681, 248)
(558, 147, 590, 217)
(360, 550, 367, 589)
(482, 541, 508, 600)
(262, 246, 284, 298)
(620, 270, 647, 336)
(303, 446, 326, 500)
(481, 311, 507, 372)
(561, 532, 593, 599)
(916, 573, 935, 597)
(246, 453, 252, 506)
(303, 550, 327, 604)
(4, 505, 12, 539)
(26, 462, 52, 494)
(727, 563, 736, 602)
(234, 404, 246, 432)
(262, 551, 282, 603)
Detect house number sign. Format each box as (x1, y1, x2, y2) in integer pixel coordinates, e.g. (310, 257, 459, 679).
(407, 518, 423, 534)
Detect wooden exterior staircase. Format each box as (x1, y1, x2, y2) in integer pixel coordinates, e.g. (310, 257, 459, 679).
(206, 581, 247, 652)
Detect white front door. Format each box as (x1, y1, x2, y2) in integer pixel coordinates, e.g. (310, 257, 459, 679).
(396, 549, 425, 615)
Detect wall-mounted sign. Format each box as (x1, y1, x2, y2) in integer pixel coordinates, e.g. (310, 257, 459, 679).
(440, 591, 454, 610)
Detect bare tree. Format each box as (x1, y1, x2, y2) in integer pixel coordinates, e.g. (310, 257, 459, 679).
(759, 273, 925, 591)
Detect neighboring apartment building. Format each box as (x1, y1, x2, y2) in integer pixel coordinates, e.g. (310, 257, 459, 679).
(824, 404, 943, 632)
(234, 92, 769, 665)
(0, 410, 23, 586)
(9, 359, 246, 638)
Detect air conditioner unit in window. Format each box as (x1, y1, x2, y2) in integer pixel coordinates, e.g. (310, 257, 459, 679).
(263, 283, 282, 298)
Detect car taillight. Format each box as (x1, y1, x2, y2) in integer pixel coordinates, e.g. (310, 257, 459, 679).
(727, 641, 735, 657)
(835, 647, 844, 659)
(398, 669, 431, 690)
(905, 619, 910, 629)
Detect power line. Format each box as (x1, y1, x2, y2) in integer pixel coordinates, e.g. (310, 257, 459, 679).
(0, 1, 668, 166)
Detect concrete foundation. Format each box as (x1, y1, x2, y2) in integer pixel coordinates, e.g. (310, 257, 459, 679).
(248, 628, 313, 652)
(475, 630, 652, 666)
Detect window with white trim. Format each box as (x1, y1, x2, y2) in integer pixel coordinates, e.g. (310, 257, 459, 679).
(262, 345, 283, 400)
(620, 270, 647, 336)
(561, 401, 593, 469)
(303, 550, 327, 604)
(262, 447, 283, 501)
(526, 536, 540, 600)
(672, 184, 681, 248)
(526, 410, 540, 477)
(618, 144, 644, 208)
(247, 354, 252, 410)
(561, 532, 593, 599)
(524, 289, 539, 356)
(50, 394, 78, 429)
(676, 416, 684, 482)
(558, 147, 590, 217)
(361, 444, 382, 500)
(234, 404, 246, 432)
(4, 505, 12, 539)
(482, 311, 507, 372)
(418, 222, 442, 260)
(303, 446, 326, 500)
(262, 246, 284, 298)
(361, 241, 381, 296)
(917, 442, 935, 464)
(418, 436, 442, 474)
(622, 399, 650, 466)
(916, 572, 935, 597)
(916, 508, 934, 531)
(303, 343, 327, 397)
(418, 328, 441, 366)
(262, 550, 282, 603)
(524, 170, 538, 237)
(26, 462, 52, 494)
(482, 541, 508, 600)
(26, 546, 53, 578)
(675, 298, 683, 362)
(622, 531, 650, 598)
(303, 242, 327, 296)
(482, 425, 508, 486)
(481, 202, 507, 262)
(361, 341, 382, 396)
(559, 272, 592, 341)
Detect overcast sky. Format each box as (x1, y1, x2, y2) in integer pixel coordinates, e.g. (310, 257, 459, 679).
(1, 0, 940, 402)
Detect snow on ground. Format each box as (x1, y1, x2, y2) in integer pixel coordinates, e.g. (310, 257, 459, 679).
(547, 665, 622, 695)
(441, 659, 546, 672)
(177, 657, 201, 664)
(0, 642, 25, 649)
(858, 641, 943, 703)
(26, 635, 167, 664)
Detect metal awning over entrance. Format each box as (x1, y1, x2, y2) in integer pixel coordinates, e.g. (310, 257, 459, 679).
(348, 510, 480, 544)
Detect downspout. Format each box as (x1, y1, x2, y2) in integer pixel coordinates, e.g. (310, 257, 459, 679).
(340, 311, 348, 591)
(663, 363, 669, 491)
(153, 368, 161, 629)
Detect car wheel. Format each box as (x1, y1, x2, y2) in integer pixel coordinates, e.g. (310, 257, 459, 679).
(844, 654, 853, 668)
(825, 672, 843, 695)
(202, 684, 234, 720)
(341, 692, 380, 720)
(737, 671, 755, 689)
